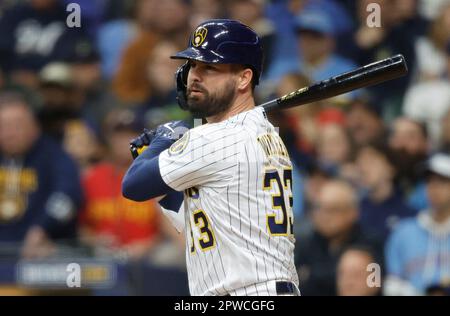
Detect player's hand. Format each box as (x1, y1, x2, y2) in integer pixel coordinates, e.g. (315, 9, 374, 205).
(130, 121, 190, 159)
(130, 128, 156, 159)
(153, 120, 190, 142)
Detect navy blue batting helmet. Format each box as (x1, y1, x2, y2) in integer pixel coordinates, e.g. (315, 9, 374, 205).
(171, 19, 263, 110)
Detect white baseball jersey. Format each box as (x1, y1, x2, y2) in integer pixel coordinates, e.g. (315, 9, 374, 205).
(159, 107, 299, 296)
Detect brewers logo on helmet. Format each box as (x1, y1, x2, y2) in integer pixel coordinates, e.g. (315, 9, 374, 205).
(192, 26, 208, 47)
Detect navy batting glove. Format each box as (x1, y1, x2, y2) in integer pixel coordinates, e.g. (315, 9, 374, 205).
(153, 120, 191, 143)
(130, 128, 156, 159)
(130, 121, 191, 159)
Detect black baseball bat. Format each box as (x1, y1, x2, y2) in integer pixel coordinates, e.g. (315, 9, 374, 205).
(260, 54, 408, 112)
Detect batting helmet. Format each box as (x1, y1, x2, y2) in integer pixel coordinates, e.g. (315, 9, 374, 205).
(170, 19, 263, 110)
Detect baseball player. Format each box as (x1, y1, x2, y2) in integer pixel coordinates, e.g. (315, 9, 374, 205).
(122, 19, 300, 296)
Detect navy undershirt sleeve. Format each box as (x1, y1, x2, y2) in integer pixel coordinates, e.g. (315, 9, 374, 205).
(122, 138, 179, 202)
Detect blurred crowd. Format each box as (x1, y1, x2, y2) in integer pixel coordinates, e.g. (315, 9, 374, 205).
(0, 0, 450, 296)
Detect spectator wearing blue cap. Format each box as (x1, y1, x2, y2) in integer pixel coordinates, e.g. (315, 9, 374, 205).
(264, 0, 354, 82)
(384, 152, 450, 295)
(266, 7, 358, 87)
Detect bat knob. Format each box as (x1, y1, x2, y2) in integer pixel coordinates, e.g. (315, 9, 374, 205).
(130, 145, 149, 159)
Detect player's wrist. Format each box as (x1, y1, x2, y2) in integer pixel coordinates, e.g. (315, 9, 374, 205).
(138, 137, 174, 159)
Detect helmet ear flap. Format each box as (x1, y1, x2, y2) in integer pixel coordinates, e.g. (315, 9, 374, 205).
(175, 61, 190, 110)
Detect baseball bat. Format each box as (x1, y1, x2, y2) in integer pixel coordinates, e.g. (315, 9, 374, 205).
(130, 55, 407, 158)
(260, 54, 408, 112)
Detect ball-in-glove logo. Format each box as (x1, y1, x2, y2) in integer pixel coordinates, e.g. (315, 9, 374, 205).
(192, 27, 208, 47)
(169, 131, 190, 156)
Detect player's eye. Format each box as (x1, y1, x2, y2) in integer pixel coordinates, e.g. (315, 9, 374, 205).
(205, 65, 217, 71)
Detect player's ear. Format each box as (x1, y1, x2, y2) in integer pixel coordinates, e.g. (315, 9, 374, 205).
(237, 68, 253, 91)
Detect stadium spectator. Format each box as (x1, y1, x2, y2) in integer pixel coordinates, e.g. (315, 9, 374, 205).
(295, 179, 382, 296)
(112, 0, 190, 104)
(295, 7, 357, 82)
(414, 3, 450, 81)
(146, 0, 191, 48)
(137, 40, 189, 129)
(111, 0, 160, 104)
(341, 0, 418, 117)
(391, 0, 429, 40)
(37, 62, 80, 142)
(79, 108, 163, 261)
(0, 91, 82, 258)
(345, 95, 386, 148)
(263, 0, 298, 79)
(418, 0, 450, 20)
(0, 0, 88, 89)
(267, 7, 357, 86)
(403, 41, 450, 148)
(37, 56, 112, 150)
(315, 120, 353, 177)
(97, 0, 153, 81)
(63, 119, 103, 175)
(189, 0, 224, 30)
(97, 17, 136, 80)
(302, 163, 333, 218)
(389, 117, 429, 212)
(384, 152, 450, 295)
(265, 0, 353, 82)
(65, 36, 116, 130)
(337, 246, 383, 296)
(355, 142, 416, 241)
(226, 0, 276, 73)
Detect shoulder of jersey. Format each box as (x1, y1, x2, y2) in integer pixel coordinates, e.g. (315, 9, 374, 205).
(168, 110, 265, 156)
(168, 129, 191, 156)
(167, 123, 231, 156)
(195, 120, 246, 136)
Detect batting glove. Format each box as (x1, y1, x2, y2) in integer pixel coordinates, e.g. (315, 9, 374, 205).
(130, 121, 190, 159)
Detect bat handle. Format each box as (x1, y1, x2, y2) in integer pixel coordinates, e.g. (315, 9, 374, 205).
(259, 99, 280, 112)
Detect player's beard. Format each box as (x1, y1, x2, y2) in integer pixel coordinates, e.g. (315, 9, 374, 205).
(186, 80, 236, 118)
